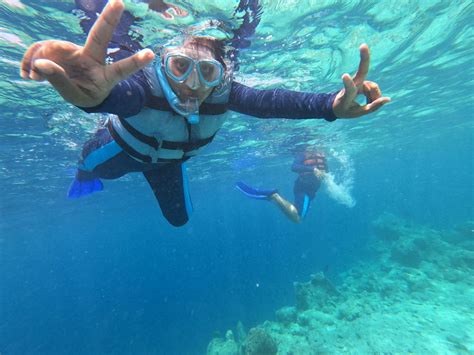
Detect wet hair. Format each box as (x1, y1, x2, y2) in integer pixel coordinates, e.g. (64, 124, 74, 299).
(182, 35, 227, 70)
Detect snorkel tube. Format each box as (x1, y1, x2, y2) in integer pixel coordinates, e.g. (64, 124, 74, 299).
(155, 64, 200, 124)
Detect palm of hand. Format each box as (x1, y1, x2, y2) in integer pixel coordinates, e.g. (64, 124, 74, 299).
(20, 0, 154, 107)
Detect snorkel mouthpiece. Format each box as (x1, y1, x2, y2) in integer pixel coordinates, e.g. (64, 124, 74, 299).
(184, 99, 200, 124)
(176, 97, 200, 124)
(156, 64, 201, 124)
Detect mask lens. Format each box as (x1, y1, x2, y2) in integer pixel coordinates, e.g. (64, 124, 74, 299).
(166, 55, 193, 81)
(198, 61, 223, 86)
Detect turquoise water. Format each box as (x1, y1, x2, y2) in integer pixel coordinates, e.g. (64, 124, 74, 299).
(0, 0, 473, 354)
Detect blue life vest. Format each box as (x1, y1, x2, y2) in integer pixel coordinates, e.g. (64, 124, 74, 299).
(107, 63, 232, 163)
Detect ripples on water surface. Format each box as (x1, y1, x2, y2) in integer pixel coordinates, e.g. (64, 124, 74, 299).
(1, 0, 472, 189)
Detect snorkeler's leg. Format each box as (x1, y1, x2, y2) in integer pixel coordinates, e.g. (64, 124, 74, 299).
(236, 181, 277, 200)
(292, 175, 320, 222)
(68, 128, 114, 198)
(68, 128, 143, 198)
(236, 181, 300, 223)
(292, 190, 310, 222)
(143, 163, 192, 227)
(269, 193, 302, 224)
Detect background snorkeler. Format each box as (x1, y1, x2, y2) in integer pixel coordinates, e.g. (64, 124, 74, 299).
(237, 149, 329, 224)
(19, 0, 390, 227)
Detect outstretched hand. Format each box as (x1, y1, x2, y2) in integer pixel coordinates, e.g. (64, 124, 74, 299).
(332, 44, 390, 118)
(20, 0, 155, 107)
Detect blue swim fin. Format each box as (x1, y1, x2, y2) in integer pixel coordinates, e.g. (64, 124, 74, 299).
(67, 178, 103, 199)
(236, 181, 277, 200)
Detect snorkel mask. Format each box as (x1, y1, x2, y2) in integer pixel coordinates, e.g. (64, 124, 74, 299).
(164, 52, 224, 87)
(155, 45, 226, 125)
(156, 66, 200, 124)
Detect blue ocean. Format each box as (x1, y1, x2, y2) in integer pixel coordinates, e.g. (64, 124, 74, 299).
(1, 0, 473, 354)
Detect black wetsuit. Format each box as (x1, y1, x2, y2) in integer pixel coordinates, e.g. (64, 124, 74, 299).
(291, 152, 327, 219)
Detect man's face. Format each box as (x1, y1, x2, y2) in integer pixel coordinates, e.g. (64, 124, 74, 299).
(163, 44, 215, 104)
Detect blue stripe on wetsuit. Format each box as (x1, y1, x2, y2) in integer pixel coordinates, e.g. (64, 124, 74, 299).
(79, 141, 123, 171)
(300, 194, 310, 219)
(181, 163, 193, 216)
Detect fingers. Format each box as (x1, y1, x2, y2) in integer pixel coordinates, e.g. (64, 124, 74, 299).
(84, 0, 125, 63)
(33, 59, 88, 104)
(21, 40, 80, 80)
(105, 49, 155, 85)
(351, 96, 391, 117)
(340, 73, 357, 106)
(20, 42, 43, 79)
(336, 45, 389, 118)
(352, 44, 370, 86)
(29, 68, 45, 81)
(362, 81, 382, 104)
(361, 96, 391, 115)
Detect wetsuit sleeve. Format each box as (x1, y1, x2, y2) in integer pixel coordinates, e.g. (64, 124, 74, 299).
(228, 82, 338, 121)
(78, 71, 150, 118)
(291, 153, 315, 173)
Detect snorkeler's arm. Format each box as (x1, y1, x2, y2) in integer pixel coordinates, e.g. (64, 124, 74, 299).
(228, 82, 338, 121)
(79, 71, 151, 117)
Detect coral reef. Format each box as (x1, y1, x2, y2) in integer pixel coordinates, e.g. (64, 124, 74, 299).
(294, 271, 339, 311)
(241, 328, 277, 355)
(207, 214, 474, 354)
(208, 327, 277, 355)
(207, 330, 239, 355)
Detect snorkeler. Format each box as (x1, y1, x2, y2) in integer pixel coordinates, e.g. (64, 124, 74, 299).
(20, 0, 390, 227)
(237, 151, 328, 224)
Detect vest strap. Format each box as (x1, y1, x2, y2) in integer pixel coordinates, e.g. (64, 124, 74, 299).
(107, 119, 192, 164)
(118, 116, 160, 149)
(147, 96, 228, 115)
(107, 119, 153, 163)
(117, 116, 216, 153)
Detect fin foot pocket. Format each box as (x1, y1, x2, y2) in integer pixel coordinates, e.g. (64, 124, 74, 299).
(236, 181, 277, 200)
(67, 178, 104, 199)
